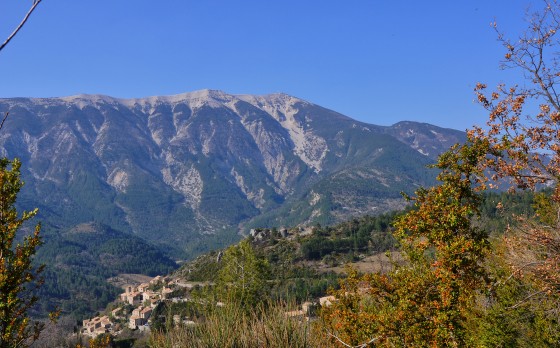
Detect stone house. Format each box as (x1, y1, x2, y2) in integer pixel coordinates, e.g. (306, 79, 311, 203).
(161, 287, 174, 299)
(82, 315, 112, 338)
(111, 307, 122, 319)
(128, 306, 152, 330)
(137, 282, 150, 292)
(150, 276, 162, 284)
(124, 291, 143, 305)
(142, 290, 159, 305)
(129, 315, 145, 330)
(140, 307, 152, 319)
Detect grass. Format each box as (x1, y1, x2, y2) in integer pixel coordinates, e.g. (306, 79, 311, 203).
(149, 300, 336, 348)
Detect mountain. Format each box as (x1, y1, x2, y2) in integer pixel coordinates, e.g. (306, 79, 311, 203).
(0, 90, 465, 257)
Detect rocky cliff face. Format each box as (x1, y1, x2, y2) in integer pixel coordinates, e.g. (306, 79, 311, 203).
(0, 90, 464, 256)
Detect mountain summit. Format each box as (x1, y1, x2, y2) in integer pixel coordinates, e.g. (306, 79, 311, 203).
(0, 90, 464, 256)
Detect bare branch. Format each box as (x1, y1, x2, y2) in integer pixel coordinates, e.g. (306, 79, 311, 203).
(0, 112, 9, 132)
(507, 290, 547, 310)
(494, 261, 542, 289)
(0, 0, 43, 53)
(327, 331, 379, 348)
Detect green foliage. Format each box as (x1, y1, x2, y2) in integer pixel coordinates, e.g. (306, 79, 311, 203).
(0, 158, 47, 347)
(150, 301, 201, 333)
(271, 272, 339, 302)
(176, 251, 222, 282)
(33, 223, 178, 320)
(532, 191, 558, 226)
(35, 268, 120, 320)
(478, 190, 536, 234)
(216, 239, 270, 307)
(469, 238, 560, 347)
(300, 214, 397, 260)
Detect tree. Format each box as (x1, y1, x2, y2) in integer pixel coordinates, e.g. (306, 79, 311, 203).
(470, 0, 560, 311)
(216, 239, 269, 308)
(0, 158, 47, 347)
(0, 3, 51, 347)
(321, 140, 490, 347)
(437, 1, 560, 344)
(323, 2, 560, 346)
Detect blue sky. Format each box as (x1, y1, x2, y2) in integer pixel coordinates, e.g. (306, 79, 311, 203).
(0, 1, 539, 131)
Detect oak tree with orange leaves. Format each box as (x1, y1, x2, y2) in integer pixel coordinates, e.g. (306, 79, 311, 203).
(322, 2, 560, 346)
(471, 0, 560, 312)
(321, 140, 491, 347)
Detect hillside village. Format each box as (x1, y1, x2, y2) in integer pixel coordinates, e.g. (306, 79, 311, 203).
(80, 270, 336, 340)
(81, 275, 180, 338)
(76, 225, 343, 340)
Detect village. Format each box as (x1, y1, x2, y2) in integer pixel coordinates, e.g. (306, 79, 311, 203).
(79, 273, 336, 340)
(80, 275, 181, 338)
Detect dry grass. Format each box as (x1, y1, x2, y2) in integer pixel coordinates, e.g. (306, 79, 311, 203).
(149, 301, 335, 348)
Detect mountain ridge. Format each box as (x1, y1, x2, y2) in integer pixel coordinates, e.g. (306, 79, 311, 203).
(0, 90, 465, 256)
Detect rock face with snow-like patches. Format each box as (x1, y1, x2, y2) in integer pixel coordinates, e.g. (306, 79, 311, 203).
(0, 90, 464, 256)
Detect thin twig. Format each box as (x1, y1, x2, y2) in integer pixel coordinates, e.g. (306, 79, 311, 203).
(0, 0, 43, 53)
(507, 290, 547, 310)
(0, 112, 9, 132)
(493, 261, 542, 289)
(327, 331, 379, 348)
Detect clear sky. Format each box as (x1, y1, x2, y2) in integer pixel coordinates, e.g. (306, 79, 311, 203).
(0, 1, 541, 131)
